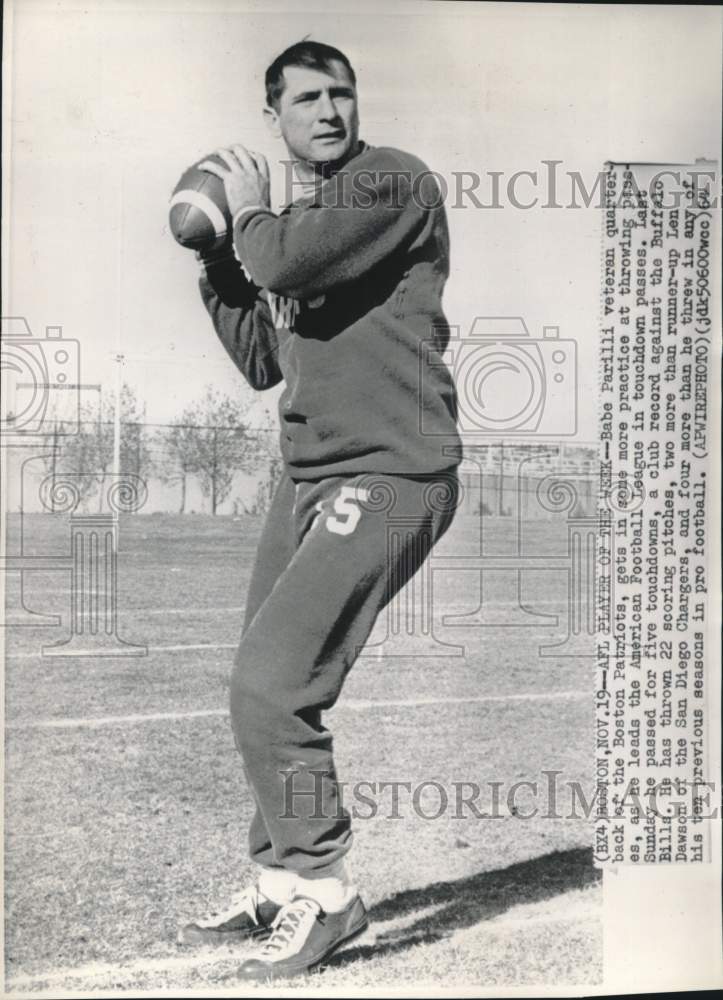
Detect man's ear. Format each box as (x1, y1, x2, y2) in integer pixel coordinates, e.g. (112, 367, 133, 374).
(263, 105, 282, 139)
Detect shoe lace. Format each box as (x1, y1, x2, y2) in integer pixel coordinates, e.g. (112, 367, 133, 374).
(258, 898, 321, 957)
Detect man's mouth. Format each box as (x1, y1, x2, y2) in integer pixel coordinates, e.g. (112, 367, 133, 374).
(315, 131, 345, 141)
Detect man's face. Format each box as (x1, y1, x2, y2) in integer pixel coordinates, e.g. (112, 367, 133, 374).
(265, 60, 359, 166)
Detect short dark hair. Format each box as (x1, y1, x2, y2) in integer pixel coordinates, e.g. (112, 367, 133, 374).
(265, 41, 356, 109)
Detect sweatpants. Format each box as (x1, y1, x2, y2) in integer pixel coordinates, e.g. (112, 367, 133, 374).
(229, 467, 459, 877)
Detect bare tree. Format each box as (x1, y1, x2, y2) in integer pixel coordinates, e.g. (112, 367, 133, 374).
(174, 387, 263, 515)
(38, 415, 98, 511)
(60, 384, 151, 511)
(248, 411, 283, 515)
(155, 422, 200, 514)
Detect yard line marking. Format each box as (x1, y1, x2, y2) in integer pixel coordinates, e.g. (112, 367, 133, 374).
(339, 690, 588, 711)
(132, 606, 246, 616)
(7, 690, 588, 731)
(7, 708, 229, 730)
(5, 904, 600, 990)
(5, 951, 244, 990)
(129, 600, 565, 615)
(4, 643, 237, 660)
(142, 642, 236, 653)
(5, 598, 569, 609)
(4, 602, 247, 615)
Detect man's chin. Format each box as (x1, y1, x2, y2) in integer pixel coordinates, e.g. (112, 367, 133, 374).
(309, 140, 358, 173)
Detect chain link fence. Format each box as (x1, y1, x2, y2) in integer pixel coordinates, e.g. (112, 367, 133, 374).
(4, 424, 598, 518)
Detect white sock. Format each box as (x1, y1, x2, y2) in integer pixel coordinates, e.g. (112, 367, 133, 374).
(294, 859, 358, 913)
(257, 866, 296, 905)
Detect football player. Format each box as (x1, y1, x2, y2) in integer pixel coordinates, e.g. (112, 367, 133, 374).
(179, 39, 461, 981)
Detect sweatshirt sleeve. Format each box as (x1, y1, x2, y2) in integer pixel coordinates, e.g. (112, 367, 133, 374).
(198, 256, 283, 392)
(232, 150, 437, 299)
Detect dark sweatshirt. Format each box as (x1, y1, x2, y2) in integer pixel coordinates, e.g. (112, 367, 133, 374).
(199, 143, 461, 480)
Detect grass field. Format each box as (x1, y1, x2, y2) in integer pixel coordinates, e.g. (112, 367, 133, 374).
(3, 511, 602, 993)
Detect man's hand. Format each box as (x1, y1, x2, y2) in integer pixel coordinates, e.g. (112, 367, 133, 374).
(200, 145, 270, 218)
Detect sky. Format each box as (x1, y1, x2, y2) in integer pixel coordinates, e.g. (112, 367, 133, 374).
(3, 0, 722, 439)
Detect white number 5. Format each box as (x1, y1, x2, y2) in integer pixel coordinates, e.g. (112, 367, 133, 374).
(316, 486, 369, 536)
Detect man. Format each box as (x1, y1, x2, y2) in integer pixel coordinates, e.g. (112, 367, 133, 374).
(179, 40, 462, 981)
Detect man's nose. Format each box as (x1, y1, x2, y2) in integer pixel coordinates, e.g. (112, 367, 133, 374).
(317, 92, 340, 120)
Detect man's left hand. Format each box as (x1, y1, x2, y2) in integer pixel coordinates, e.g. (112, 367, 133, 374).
(200, 145, 270, 217)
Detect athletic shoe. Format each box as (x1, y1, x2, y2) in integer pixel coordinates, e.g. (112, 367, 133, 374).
(177, 884, 282, 945)
(235, 894, 368, 981)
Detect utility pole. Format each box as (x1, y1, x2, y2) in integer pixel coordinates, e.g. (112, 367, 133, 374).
(113, 355, 122, 479)
(112, 166, 124, 515)
(498, 440, 505, 516)
(50, 423, 59, 513)
(211, 426, 218, 515)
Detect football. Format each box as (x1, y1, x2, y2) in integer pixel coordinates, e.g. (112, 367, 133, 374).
(169, 154, 231, 251)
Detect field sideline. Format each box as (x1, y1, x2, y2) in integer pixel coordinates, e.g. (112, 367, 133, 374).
(3, 512, 602, 993)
